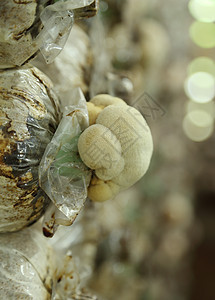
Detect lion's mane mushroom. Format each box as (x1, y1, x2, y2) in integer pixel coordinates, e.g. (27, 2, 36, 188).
(86, 94, 126, 125)
(78, 94, 153, 202)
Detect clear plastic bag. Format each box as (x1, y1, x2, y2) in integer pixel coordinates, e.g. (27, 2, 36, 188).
(0, 226, 54, 299)
(0, 0, 98, 68)
(0, 66, 60, 233)
(39, 88, 92, 237)
(38, 0, 99, 64)
(33, 24, 92, 102)
(0, 224, 98, 299)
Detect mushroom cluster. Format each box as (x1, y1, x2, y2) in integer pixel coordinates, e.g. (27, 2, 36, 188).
(78, 94, 153, 202)
(0, 1, 98, 233)
(0, 1, 155, 298)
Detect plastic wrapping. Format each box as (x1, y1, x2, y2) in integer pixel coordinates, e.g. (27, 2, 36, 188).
(46, 203, 100, 298)
(0, 0, 98, 68)
(39, 88, 92, 237)
(0, 66, 60, 232)
(33, 24, 92, 102)
(0, 0, 40, 68)
(38, 0, 98, 63)
(0, 226, 54, 299)
(0, 224, 98, 299)
(38, 3, 75, 64)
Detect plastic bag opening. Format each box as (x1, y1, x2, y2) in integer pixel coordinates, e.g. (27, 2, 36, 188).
(39, 88, 92, 237)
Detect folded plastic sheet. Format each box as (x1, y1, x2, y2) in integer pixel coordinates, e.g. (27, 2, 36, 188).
(39, 88, 92, 237)
(38, 0, 99, 64)
(33, 24, 92, 102)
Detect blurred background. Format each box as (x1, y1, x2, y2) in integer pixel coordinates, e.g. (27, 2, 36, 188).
(74, 0, 215, 299)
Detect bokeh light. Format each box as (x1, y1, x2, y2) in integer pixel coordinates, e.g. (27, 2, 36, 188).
(186, 1, 215, 142)
(188, 57, 215, 77)
(190, 22, 215, 48)
(186, 100, 215, 118)
(189, 0, 215, 23)
(183, 110, 214, 142)
(184, 72, 215, 103)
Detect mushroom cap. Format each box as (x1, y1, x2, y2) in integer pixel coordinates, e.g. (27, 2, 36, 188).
(96, 104, 153, 187)
(88, 176, 120, 202)
(90, 94, 127, 108)
(78, 94, 153, 202)
(95, 157, 124, 181)
(86, 102, 102, 126)
(78, 124, 124, 180)
(86, 94, 127, 126)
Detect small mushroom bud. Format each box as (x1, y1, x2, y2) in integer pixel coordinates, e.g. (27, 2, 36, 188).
(90, 94, 127, 108)
(87, 176, 121, 202)
(86, 94, 127, 125)
(86, 102, 103, 126)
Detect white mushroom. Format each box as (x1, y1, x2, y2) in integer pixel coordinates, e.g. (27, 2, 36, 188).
(78, 94, 153, 202)
(78, 123, 125, 181)
(90, 94, 127, 108)
(86, 94, 127, 125)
